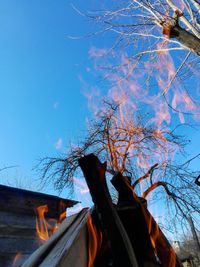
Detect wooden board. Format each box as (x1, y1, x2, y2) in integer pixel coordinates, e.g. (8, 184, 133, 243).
(22, 208, 90, 267)
(0, 184, 78, 267)
(0, 184, 78, 218)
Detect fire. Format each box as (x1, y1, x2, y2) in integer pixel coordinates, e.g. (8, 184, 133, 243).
(141, 204, 177, 267)
(35, 203, 67, 242)
(87, 215, 102, 267)
(58, 210, 67, 224)
(12, 252, 22, 267)
(57, 200, 67, 224)
(35, 205, 49, 241)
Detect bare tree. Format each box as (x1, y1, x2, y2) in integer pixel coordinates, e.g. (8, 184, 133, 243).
(37, 0, 200, 241)
(86, 0, 200, 55)
(73, 0, 200, 117)
(38, 101, 200, 235)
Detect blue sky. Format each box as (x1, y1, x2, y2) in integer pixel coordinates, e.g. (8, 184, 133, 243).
(0, 1, 95, 192)
(0, 1, 199, 204)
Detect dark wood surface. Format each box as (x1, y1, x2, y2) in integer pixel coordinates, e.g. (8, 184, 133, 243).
(0, 184, 78, 218)
(79, 154, 138, 267)
(0, 184, 78, 267)
(111, 172, 183, 267)
(23, 209, 90, 267)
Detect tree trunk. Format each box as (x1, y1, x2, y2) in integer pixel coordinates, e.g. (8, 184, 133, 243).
(163, 23, 200, 56)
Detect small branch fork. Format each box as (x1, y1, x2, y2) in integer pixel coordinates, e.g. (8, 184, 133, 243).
(132, 163, 159, 189)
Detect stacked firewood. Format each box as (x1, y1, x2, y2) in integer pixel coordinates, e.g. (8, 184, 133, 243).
(23, 153, 183, 267)
(79, 154, 183, 267)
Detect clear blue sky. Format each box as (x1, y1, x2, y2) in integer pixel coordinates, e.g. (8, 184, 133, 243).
(0, 1, 199, 202)
(0, 1, 96, 193)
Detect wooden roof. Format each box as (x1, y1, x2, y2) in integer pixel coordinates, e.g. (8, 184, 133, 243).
(0, 184, 78, 218)
(0, 184, 78, 266)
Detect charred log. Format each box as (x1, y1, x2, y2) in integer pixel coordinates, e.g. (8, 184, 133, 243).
(79, 154, 138, 267)
(112, 173, 158, 266)
(111, 172, 183, 267)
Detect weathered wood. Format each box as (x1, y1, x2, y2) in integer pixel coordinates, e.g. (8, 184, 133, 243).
(41, 212, 88, 267)
(0, 184, 78, 267)
(112, 173, 157, 266)
(0, 227, 36, 238)
(0, 237, 39, 254)
(0, 211, 36, 229)
(111, 172, 183, 267)
(79, 154, 138, 267)
(0, 253, 30, 267)
(0, 184, 78, 218)
(162, 18, 200, 56)
(23, 208, 90, 267)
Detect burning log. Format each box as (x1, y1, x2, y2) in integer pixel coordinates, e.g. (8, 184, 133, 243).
(79, 154, 184, 267)
(111, 173, 184, 267)
(23, 208, 90, 267)
(79, 154, 139, 267)
(111, 174, 158, 266)
(22, 153, 184, 267)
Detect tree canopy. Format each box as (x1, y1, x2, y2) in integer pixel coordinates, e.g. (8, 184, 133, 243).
(39, 0, 200, 238)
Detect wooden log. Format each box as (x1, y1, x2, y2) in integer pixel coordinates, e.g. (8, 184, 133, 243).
(112, 174, 158, 266)
(79, 154, 138, 267)
(111, 173, 183, 267)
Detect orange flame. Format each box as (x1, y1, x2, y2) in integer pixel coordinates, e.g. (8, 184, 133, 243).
(58, 210, 67, 224)
(35, 202, 67, 242)
(12, 252, 22, 267)
(141, 204, 177, 267)
(35, 205, 49, 241)
(87, 215, 102, 267)
(58, 200, 67, 224)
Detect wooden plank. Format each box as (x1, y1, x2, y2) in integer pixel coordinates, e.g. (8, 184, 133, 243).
(0, 226, 36, 238)
(0, 211, 36, 229)
(0, 184, 79, 267)
(22, 208, 89, 267)
(111, 172, 183, 267)
(40, 217, 88, 267)
(111, 173, 157, 265)
(0, 253, 30, 267)
(0, 237, 40, 254)
(79, 154, 139, 267)
(0, 184, 78, 218)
